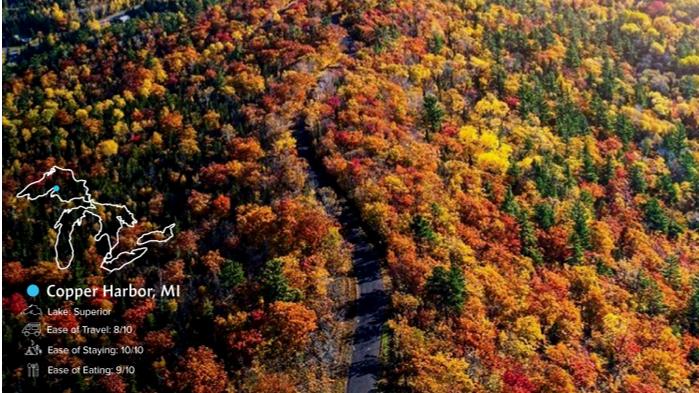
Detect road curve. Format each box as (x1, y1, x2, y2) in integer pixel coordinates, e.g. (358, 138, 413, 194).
(293, 126, 388, 393)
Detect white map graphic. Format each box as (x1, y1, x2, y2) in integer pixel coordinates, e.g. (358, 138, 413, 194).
(17, 166, 175, 273)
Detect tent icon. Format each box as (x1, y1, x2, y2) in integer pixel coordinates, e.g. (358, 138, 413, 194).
(25, 340, 42, 356)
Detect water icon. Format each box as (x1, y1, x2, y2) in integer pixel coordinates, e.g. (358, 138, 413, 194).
(20, 304, 42, 316)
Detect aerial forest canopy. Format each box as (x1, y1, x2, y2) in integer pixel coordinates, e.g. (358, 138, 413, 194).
(2, 0, 699, 392)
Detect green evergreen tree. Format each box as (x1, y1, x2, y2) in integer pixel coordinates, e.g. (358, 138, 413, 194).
(662, 255, 681, 290)
(492, 64, 507, 96)
(572, 201, 591, 248)
(428, 32, 445, 54)
(517, 210, 543, 264)
(636, 271, 667, 316)
(678, 150, 698, 183)
(562, 161, 576, 196)
(581, 143, 598, 183)
(680, 76, 697, 100)
(657, 174, 679, 205)
(424, 263, 466, 317)
(590, 94, 610, 131)
(518, 79, 549, 122)
(569, 200, 590, 264)
(261, 258, 297, 303)
(689, 347, 699, 364)
(502, 187, 520, 216)
(564, 39, 581, 68)
(688, 278, 699, 335)
(556, 97, 589, 138)
(221, 259, 245, 290)
(507, 161, 523, 191)
(629, 165, 647, 194)
(614, 114, 635, 146)
(599, 55, 616, 100)
(600, 155, 615, 185)
(537, 26, 554, 49)
(643, 198, 669, 234)
(411, 214, 437, 243)
(518, 83, 534, 119)
(663, 124, 688, 156)
(634, 81, 649, 108)
(668, 220, 684, 240)
(535, 202, 555, 230)
(533, 156, 558, 198)
(422, 95, 444, 140)
(571, 240, 585, 265)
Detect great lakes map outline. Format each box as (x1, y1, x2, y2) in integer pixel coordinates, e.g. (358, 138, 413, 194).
(17, 166, 175, 273)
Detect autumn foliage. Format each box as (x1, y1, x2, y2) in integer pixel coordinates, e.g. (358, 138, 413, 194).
(3, 0, 699, 391)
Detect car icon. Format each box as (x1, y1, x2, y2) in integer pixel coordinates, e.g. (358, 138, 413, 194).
(22, 322, 41, 337)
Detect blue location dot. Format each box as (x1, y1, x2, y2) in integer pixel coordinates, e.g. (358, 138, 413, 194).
(52, 185, 60, 193)
(26, 284, 39, 297)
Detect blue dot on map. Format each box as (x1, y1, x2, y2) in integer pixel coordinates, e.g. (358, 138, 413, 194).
(52, 185, 60, 192)
(26, 284, 39, 297)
